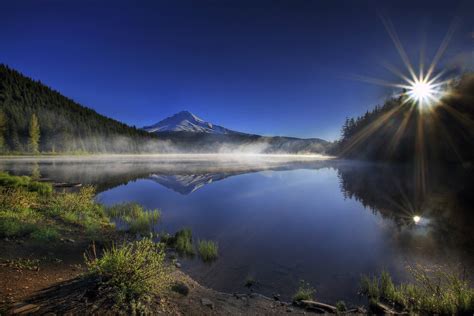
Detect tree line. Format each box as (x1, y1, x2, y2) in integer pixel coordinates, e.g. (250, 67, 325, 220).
(0, 64, 159, 154)
(333, 73, 474, 163)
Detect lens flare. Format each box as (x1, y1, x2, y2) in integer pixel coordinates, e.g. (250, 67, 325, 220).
(405, 77, 442, 108)
(413, 215, 421, 224)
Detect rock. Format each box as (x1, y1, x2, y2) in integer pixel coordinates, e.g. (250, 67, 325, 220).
(171, 282, 189, 296)
(175, 262, 182, 268)
(201, 298, 214, 309)
(286, 307, 294, 313)
(234, 293, 247, 299)
(250, 293, 259, 298)
(66, 238, 75, 243)
(273, 293, 281, 301)
(11, 303, 40, 314)
(299, 300, 337, 313)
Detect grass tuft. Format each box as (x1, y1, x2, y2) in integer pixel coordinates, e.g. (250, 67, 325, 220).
(106, 203, 160, 235)
(85, 238, 172, 310)
(335, 300, 347, 312)
(197, 240, 218, 262)
(162, 228, 195, 255)
(360, 266, 474, 314)
(292, 280, 315, 302)
(30, 227, 60, 242)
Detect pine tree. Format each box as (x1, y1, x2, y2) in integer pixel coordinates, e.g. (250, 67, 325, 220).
(28, 114, 40, 154)
(0, 110, 6, 152)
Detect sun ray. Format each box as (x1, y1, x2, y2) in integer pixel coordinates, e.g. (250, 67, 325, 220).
(425, 18, 459, 80)
(379, 14, 418, 82)
(339, 104, 405, 155)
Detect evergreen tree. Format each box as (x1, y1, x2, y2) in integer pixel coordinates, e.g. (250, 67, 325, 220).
(0, 110, 6, 152)
(28, 114, 40, 154)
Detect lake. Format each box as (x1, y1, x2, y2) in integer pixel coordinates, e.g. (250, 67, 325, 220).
(1, 155, 473, 304)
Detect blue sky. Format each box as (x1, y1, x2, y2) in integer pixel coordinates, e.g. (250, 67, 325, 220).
(1, 0, 472, 140)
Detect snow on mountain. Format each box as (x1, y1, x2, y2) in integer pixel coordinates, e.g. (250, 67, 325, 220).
(142, 111, 239, 134)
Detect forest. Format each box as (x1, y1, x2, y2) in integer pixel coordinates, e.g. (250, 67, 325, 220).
(334, 73, 474, 163)
(0, 64, 157, 153)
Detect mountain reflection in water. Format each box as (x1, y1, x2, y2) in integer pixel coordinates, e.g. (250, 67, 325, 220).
(0, 156, 472, 303)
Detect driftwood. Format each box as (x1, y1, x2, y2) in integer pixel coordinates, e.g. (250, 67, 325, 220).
(295, 300, 337, 313)
(53, 182, 82, 188)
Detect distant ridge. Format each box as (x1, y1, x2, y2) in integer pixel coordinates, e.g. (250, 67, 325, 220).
(142, 111, 332, 154)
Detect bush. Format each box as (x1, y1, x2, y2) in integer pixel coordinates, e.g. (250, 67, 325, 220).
(197, 240, 218, 262)
(293, 280, 315, 302)
(31, 227, 60, 242)
(360, 267, 474, 314)
(85, 238, 172, 308)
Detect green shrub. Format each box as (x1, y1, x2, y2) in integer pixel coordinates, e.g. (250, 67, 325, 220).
(292, 280, 315, 302)
(85, 238, 172, 308)
(30, 227, 60, 242)
(360, 267, 474, 314)
(197, 240, 218, 262)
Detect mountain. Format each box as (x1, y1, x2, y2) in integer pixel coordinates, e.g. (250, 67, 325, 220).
(0, 64, 157, 153)
(143, 111, 332, 154)
(143, 111, 239, 134)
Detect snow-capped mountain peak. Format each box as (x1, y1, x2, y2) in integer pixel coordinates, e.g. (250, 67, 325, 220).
(142, 111, 237, 134)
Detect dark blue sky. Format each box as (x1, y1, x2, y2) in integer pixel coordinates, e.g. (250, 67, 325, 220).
(1, 0, 472, 140)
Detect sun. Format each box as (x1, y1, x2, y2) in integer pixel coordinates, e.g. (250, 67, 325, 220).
(406, 78, 438, 108)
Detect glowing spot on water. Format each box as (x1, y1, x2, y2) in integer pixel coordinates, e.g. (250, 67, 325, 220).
(413, 215, 421, 224)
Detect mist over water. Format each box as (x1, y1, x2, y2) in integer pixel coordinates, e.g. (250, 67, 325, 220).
(1, 156, 472, 303)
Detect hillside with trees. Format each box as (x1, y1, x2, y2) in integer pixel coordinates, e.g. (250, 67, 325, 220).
(0, 64, 157, 153)
(334, 73, 474, 163)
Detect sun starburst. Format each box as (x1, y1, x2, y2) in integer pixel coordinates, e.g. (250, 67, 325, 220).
(403, 75, 444, 108)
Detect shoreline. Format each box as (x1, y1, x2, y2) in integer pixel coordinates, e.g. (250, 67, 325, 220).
(0, 236, 361, 315)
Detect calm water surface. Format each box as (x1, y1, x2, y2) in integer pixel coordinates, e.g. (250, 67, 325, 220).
(1, 155, 473, 303)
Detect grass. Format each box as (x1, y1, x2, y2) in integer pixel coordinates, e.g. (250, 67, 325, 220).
(0, 171, 52, 194)
(292, 280, 315, 302)
(0, 172, 111, 241)
(85, 238, 172, 311)
(335, 300, 347, 312)
(360, 267, 474, 314)
(1, 258, 40, 271)
(105, 203, 160, 235)
(162, 228, 195, 256)
(30, 227, 60, 242)
(197, 240, 218, 262)
(244, 276, 256, 288)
